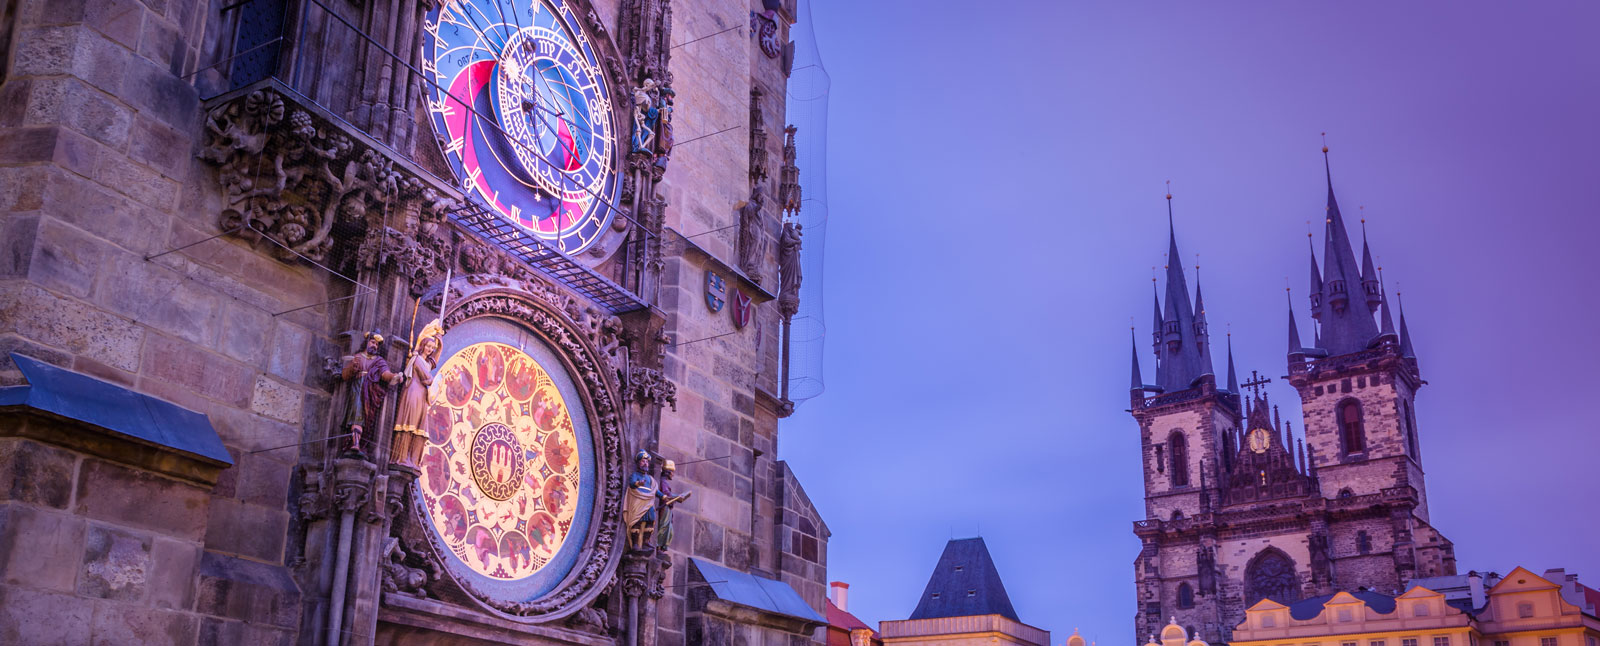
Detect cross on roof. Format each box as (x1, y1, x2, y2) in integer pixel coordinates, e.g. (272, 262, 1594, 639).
(1242, 370, 1272, 398)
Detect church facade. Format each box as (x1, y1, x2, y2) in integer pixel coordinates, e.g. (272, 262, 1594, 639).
(0, 0, 828, 645)
(1128, 156, 1457, 645)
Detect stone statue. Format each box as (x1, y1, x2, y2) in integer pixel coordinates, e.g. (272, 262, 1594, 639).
(630, 79, 658, 154)
(736, 184, 766, 281)
(391, 319, 443, 468)
(340, 331, 404, 454)
(652, 86, 675, 172)
(380, 536, 433, 598)
(623, 451, 660, 550)
(777, 221, 803, 318)
(655, 459, 691, 550)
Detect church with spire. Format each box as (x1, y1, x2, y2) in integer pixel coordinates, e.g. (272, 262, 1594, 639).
(1127, 148, 1456, 645)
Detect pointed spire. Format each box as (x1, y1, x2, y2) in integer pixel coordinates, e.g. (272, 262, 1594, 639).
(1398, 291, 1418, 365)
(1193, 272, 1215, 379)
(1378, 280, 1398, 344)
(1308, 233, 1323, 318)
(1154, 188, 1208, 392)
(1297, 437, 1307, 474)
(1225, 334, 1239, 394)
(1287, 290, 1306, 360)
(1360, 217, 1382, 312)
(1316, 141, 1381, 355)
(1131, 328, 1145, 392)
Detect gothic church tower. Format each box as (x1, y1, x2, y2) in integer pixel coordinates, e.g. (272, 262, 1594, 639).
(1128, 154, 1455, 646)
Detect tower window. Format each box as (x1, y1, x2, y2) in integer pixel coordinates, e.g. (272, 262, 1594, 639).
(1155, 445, 1166, 473)
(1357, 530, 1371, 554)
(1402, 400, 1420, 459)
(1178, 583, 1195, 609)
(1170, 432, 1190, 487)
(1338, 399, 1366, 454)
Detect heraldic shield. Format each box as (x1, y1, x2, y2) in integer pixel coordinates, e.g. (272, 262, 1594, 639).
(705, 271, 727, 312)
(732, 290, 752, 328)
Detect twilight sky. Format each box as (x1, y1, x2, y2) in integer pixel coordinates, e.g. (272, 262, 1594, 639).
(775, 1, 1600, 643)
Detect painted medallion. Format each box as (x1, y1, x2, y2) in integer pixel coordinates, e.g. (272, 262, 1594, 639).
(424, 0, 620, 254)
(418, 338, 587, 591)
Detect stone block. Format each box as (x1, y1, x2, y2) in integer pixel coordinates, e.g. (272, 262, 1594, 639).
(137, 13, 181, 70)
(78, 524, 152, 601)
(24, 77, 134, 148)
(92, 142, 179, 210)
(692, 517, 723, 561)
(148, 537, 199, 610)
(0, 437, 78, 508)
(702, 401, 739, 442)
(127, 113, 190, 179)
(0, 334, 73, 384)
(0, 125, 60, 164)
(250, 375, 301, 424)
(75, 458, 209, 541)
(30, 218, 109, 298)
(197, 617, 294, 646)
(139, 334, 252, 408)
(0, 505, 88, 592)
(0, 285, 144, 370)
(218, 301, 273, 367)
(0, 78, 29, 127)
(202, 497, 286, 563)
(265, 321, 310, 384)
(120, 55, 197, 130)
(0, 586, 94, 645)
(194, 550, 300, 628)
(71, 353, 136, 388)
(0, 166, 48, 212)
(90, 601, 199, 645)
(233, 453, 291, 509)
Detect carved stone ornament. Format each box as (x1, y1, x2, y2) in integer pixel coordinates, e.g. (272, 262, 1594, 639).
(624, 366, 677, 410)
(199, 87, 460, 265)
(414, 292, 627, 620)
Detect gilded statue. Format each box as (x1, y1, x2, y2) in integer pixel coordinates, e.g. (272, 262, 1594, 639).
(391, 319, 443, 468)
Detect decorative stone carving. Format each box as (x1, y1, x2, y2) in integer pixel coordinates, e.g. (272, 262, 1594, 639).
(778, 125, 802, 217)
(749, 87, 768, 183)
(422, 293, 626, 618)
(737, 185, 766, 283)
(199, 87, 459, 265)
(298, 464, 326, 522)
(624, 366, 677, 410)
(565, 604, 610, 635)
(380, 536, 436, 599)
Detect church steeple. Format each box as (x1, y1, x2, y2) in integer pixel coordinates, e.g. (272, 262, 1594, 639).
(1312, 144, 1380, 356)
(1152, 191, 1213, 392)
(1225, 334, 1239, 394)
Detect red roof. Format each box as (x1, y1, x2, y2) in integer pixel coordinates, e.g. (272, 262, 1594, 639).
(826, 599, 875, 633)
(1582, 583, 1600, 618)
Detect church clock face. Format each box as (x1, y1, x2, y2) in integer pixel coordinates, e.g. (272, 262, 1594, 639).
(424, 0, 620, 254)
(1248, 427, 1272, 454)
(416, 317, 596, 603)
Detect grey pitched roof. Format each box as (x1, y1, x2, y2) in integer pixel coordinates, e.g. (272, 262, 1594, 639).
(1288, 590, 1397, 620)
(909, 538, 1020, 623)
(0, 353, 231, 465)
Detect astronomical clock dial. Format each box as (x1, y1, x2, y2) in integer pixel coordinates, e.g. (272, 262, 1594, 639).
(416, 318, 596, 605)
(424, 0, 620, 255)
(1247, 427, 1272, 454)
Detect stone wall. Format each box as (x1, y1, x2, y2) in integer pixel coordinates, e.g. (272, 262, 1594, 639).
(1, 1, 325, 644)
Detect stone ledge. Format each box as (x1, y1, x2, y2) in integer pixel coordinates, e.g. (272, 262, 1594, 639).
(376, 594, 614, 646)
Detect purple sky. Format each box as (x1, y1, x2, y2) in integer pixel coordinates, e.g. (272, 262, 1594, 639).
(776, 1, 1600, 642)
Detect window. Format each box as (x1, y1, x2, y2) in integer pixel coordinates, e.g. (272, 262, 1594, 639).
(1493, 641, 1509, 646)
(1338, 609, 1353, 622)
(1343, 641, 1358, 646)
(1518, 602, 1535, 618)
(1246, 549, 1300, 605)
(1402, 400, 1420, 458)
(1338, 399, 1366, 454)
(1540, 638, 1557, 646)
(1178, 583, 1195, 609)
(1372, 641, 1387, 646)
(1339, 488, 1355, 499)
(1357, 531, 1372, 554)
(1433, 637, 1451, 646)
(1170, 432, 1190, 486)
(930, 592, 940, 599)
(953, 565, 963, 572)
(967, 589, 976, 597)
(1403, 638, 1419, 646)
(1173, 510, 1185, 521)
(1156, 445, 1166, 473)
(1260, 615, 1275, 628)
(1414, 603, 1430, 617)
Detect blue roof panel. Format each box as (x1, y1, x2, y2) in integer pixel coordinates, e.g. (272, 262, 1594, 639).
(690, 557, 825, 624)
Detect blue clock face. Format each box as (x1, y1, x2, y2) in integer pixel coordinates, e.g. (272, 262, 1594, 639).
(424, 0, 620, 254)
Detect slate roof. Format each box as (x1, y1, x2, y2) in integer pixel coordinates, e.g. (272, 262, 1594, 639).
(690, 558, 825, 624)
(1287, 590, 1397, 621)
(0, 353, 231, 465)
(908, 537, 1020, 623)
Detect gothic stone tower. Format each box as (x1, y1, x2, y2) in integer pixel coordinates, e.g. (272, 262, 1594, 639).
(1128, 159, 1455, 645)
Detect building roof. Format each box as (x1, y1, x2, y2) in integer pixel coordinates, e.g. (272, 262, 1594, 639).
(826, 599, 875, 633)
(0, 353, 231, 465)
(689, 558, 825, 624)
(1287, 590, 1397, 621)
(908, 537, 1020, 622)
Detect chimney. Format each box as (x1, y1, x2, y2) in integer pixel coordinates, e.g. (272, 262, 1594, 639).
(830, 581, 850, 612)
(1467, 571, 1485, 610)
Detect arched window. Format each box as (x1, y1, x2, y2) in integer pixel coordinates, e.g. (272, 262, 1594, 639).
(1245, 549, 1300, 605)
(1356, 530, 1372, 554)
(1177, 583, 1195, 609)
(1171, 510, 1184, 521)
(1338, 399, 1366, 454)
(1338, 488, 1355, 499)
(1170, 432, 1190, 487)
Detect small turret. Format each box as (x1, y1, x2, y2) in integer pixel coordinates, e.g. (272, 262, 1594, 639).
(1287, 291, 1306, 362)
(1308, 234, 1324, 318)
(1360, 221, 1382, 312)
(1225, 335, 1239, 394)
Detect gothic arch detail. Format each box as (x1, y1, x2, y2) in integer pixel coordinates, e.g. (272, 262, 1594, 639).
(1169, 431, 1190, 487)
(1244, 548, 1300, 606)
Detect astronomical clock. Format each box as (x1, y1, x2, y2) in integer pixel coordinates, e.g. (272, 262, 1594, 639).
(425, 0, 624, 257)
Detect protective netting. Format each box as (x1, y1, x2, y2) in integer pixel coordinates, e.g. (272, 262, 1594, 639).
(783, 0, 830, 404)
